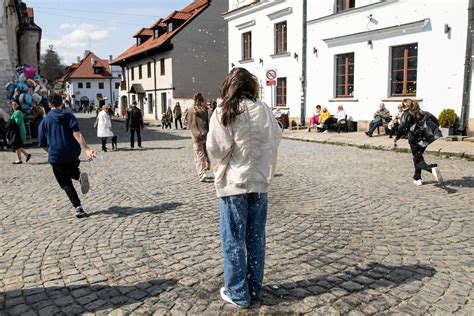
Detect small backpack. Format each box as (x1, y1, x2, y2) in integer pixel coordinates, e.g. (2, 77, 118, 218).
(409, 112, 442, 147)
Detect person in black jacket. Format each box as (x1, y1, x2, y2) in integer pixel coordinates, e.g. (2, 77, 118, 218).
(394, 99, 442, 186)
(126, 101, 144, 148)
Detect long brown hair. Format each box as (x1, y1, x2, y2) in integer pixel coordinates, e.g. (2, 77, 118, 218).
(220, 67, 259, 127)
(402, 98, 424, 118)
(193, 93, 206, 111)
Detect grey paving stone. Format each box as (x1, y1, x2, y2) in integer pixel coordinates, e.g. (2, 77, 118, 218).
(0, 115, 472, 314)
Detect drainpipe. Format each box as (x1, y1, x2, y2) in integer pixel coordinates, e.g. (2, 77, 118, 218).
(146, 52, 159, 121)
(460, 0, 474, 135)
(126, 65, 130, 108)
(300, 0, 307, 126)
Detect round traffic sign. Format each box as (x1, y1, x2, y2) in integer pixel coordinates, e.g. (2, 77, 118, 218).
(266, 69, 277, 80)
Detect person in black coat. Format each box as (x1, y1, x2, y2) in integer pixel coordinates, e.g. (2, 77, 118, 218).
(125, 101, 144, 148)
(394, 99, 442, 186)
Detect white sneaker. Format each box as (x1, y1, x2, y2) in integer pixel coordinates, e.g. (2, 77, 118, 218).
(75, 206, 89, 218)
(79, 172, 90, 194)
(199, 172, 207, 182)
(322, 130, 328, 134)
(316, 124, 323, 128)
(431, 167, 443, 183)
(220, 287, 246, 308)
(413, 179, 423, 186)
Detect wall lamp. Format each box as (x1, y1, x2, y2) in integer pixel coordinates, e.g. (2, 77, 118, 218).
(368, 40, 373, 49)
(231, 63, 235, 68)
(294, 53, 299, 60)
(313, 47, 318, 55)
(444, 24, 451, 34)
(259, 58, 264, 64)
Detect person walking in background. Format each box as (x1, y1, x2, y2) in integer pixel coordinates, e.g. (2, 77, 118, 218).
(96, 105, 114, 152)
(394, 98, 442, 186)
(126, 101, 144, 149)
(207, 68, 282, 309)
(9, 101, 31, 164)
(186, 92, 210, 182)
(173, 101, 183, 129)
(0, 109, 9, 151)
(38, 93, 95, 218)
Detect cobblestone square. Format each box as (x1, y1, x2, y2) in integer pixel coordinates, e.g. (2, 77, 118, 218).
(0, 114, 473, 315)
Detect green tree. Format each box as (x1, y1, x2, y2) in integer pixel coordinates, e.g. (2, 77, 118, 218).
(40, 45, 66, 82)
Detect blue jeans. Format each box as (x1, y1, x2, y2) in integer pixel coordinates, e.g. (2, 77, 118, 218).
(220, 193, 268, 307)
(368, 119, 383, 134)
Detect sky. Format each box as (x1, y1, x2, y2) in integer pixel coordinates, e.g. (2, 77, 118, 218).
(26, 0, 191, 65)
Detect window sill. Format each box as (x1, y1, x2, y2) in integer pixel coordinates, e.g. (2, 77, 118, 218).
(382, 97, 423, 102)
(329, 98, 358, 102)
(239, 58, 254, 64)
(270, 52, 291, 59)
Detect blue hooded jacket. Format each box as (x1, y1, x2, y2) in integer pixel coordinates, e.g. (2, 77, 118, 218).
(38, 109, 81, 163)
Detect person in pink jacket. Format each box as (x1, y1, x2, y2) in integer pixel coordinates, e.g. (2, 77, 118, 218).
(207, 68, 282, 308)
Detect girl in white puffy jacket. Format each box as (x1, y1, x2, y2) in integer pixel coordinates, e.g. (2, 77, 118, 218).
(207, 68, 282, 308)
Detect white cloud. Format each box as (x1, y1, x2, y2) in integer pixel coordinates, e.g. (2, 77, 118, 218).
(42, 23, 110, 64)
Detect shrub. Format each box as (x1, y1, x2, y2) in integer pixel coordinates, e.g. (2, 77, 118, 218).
(438, 109, 458, 128)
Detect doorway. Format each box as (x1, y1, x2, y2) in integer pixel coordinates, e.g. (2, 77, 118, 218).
(161, 93, 167, 114)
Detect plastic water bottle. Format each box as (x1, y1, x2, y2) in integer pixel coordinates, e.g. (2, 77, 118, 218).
(92, 153, 104, 163)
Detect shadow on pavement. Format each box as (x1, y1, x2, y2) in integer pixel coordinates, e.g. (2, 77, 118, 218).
(261, 262, 436, 305)
(114, 146, 186, 152)
(433, 176, 474, 194)
(90, 202, 183, 217)
(0, 279, 176, 314)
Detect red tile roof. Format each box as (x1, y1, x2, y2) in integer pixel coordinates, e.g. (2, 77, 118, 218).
(66, 52, 112, 79)
(134, 28, 153, 38)
(111, 0, 209, 65)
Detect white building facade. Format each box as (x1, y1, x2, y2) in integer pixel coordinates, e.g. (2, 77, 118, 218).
(225, 0, 304, 121)
(64, 52, 121, 110)
(226, 0, 474, 134)
(306, 0, 472, 132)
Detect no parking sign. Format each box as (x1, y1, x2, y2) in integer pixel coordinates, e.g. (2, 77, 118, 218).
(266, 69, 277, 86)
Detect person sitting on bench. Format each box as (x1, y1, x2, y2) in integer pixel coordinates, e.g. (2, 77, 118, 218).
(365, 103, 391, 137)
(317, 107, 333, 134)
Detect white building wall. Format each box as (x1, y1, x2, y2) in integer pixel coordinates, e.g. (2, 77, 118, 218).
(67, 78, 119, 108)
(118, 52, 173, 121)
(226, 0, 303, 120)
(307, 0, 469, 123)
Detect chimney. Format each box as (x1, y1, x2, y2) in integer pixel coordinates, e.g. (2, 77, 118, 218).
(84, 50, 91, 58)
(109, 55, 113, 63)
(77, 56, 80, 63)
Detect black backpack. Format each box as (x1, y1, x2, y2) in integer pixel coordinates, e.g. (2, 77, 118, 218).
(409, 112, 442, 147)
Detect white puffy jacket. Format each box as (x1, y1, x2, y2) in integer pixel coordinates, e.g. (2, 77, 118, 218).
(207, 99, 282, 198)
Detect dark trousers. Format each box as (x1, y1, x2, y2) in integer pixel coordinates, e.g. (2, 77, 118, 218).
(101, 137, 107, 150)
(130, 127, 142, 148)
(319, 117, 337, 132)
(175, 117, 183, 129)
(52, 161, 81, 208)
(389, 123, 399, 138)
(409, 142, 434, 180)
(368, 120, 383, 134)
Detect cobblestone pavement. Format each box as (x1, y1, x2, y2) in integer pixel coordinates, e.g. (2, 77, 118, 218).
(1, 113, 473, 315)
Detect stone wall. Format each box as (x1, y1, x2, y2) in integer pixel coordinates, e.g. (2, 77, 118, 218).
(0, 0, 20, 111)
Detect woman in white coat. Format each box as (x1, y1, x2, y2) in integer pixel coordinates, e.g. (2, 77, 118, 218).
(96, 105, 114, 152)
